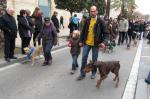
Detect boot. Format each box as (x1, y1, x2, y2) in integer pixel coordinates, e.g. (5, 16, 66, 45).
(145, 72, 150, 84)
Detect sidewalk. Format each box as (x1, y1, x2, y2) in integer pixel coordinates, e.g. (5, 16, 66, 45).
(15, 28, 70, 48)
(0, 28, 70, 67)
(135, 40, 150, 99)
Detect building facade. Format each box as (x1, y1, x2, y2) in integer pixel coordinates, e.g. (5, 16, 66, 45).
(7, 0, 53, 17)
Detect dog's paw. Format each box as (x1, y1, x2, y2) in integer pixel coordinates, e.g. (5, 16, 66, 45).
(96, 84, 100, 88)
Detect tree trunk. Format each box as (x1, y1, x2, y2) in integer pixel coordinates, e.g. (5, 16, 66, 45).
(106, 0, 111, 17)
(121, 0, 125, 16)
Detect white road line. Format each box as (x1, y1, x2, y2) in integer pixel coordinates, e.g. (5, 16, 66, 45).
(122, 40, 143, 99)
(0, 47, 68, 72)
(141, 56, 150, 58)
(0, 63, 20, 72)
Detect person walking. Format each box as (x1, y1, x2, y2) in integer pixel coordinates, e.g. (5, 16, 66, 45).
(118, 16, 129, 45)
(0, 7, 18, 62)
(68, 14, 80, 38)
(68, 30, 81, 74)
(51, 11, 60, 33)
(38, 17, 57, 66)
(60, 16, 64, 29)
(77, 6, 108, 80)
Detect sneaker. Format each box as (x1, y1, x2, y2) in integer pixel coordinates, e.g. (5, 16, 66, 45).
(91, 75, 96, 79)
(70, 70, 75, 75)
(77, 75, 85, 81)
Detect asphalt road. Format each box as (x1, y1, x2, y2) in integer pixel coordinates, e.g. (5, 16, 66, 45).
(0, 43, 138, 99)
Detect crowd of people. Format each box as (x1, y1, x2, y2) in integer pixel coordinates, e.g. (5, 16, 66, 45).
(0, 6, 150, 80)
(0, 7, 60, 65)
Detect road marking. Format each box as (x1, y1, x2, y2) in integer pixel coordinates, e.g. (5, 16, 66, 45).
(141, 56, 150, 58)
(0, 63, 20, 72)
(0, 47, 68, 72)
(144, 46, 150, 49)
(122, 40, 143, 99)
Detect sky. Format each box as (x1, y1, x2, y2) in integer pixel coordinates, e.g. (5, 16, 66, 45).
(136, 0, 150, 15)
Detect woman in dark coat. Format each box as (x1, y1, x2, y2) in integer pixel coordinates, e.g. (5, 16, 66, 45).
(32, 7, 43, 46)
(17, 9, 32, 54)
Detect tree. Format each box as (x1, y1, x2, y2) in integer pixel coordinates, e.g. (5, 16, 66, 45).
(0, 0, 7, 16)
(54, 0, 106, 15)
(54, 0, 86, 15)
(111, 0, 137, 17)
(106, 0, 111, 17)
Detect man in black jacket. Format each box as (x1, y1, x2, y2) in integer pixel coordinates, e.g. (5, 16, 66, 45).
(51, 11, 59, 33)
(0, 8, 17, 62)
(77, 6, 108, 80)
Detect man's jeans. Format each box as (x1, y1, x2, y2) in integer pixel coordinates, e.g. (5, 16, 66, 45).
(43, 43, 53, 62)
(72, 55, 79, 70)
(80, 44, 99, 77)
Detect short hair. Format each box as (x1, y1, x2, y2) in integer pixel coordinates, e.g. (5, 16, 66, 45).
(74, 14, 77, 17)
(53, 11, 58, 15)
(20, 9, 26, 16)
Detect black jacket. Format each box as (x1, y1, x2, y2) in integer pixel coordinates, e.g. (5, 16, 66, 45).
(17, 15, 32, 38)
(80, 17, 108, 46)
(51, 15, 59, 31)
(32, 15, 43, 32)
(0, 13, 17, 38)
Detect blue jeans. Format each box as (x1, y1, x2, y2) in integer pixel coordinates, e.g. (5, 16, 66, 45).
(80, 44, 99, 77)
(43, 43, 53, 62)
(72, 55, 79, 70)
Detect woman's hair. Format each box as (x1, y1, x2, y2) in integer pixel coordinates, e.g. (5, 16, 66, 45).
(32, 7, 43, 17)
(20, 9, 26, 16)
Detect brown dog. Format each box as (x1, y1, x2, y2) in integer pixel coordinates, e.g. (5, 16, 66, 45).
(84, 60, 120, 88)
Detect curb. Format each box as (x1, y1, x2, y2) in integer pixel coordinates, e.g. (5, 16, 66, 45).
(122, 40, 143, 99)
(0, 44, 67, 68)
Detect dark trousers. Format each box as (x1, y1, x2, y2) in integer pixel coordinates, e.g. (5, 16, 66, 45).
(128, 34, 132, 45)
(4, 36, 16, 58)
(80, 44, 99, 77)
(21, 37, 31, 54)
(33, 31, 41, 47)
(43, 43, 53, 62)
(60, 22, 64, 29)
(118, 32, 126, 45)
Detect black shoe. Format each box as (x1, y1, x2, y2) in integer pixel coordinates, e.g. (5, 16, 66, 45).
(10, 56, 18, 59)
(42, 62, 48, 66)
(5, 58, 11, 62)
(77, 75, 85, 81)
(145, 79, 150, 84)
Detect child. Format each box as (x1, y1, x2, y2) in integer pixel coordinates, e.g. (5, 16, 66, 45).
(38, 17, 57, 66)
(68, 30, 81, 74)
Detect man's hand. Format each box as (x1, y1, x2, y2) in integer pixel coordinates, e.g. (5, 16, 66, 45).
(79, 42, 83, 47)
(99, 43, 105, 49)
